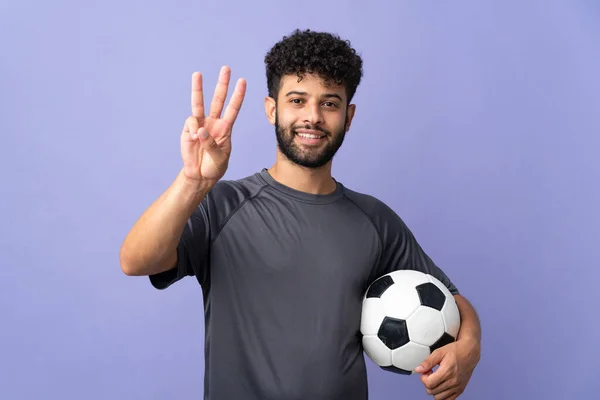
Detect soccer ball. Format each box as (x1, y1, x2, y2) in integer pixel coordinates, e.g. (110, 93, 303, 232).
(360, 270, 461, 375)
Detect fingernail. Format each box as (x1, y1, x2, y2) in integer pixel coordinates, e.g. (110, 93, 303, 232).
(415, 366, 423, 373)
(199, 128, 208, 139)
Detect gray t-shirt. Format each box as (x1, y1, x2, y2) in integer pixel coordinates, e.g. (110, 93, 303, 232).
(149, 169, 459, 400)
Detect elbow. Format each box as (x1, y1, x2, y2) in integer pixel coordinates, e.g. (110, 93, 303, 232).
(119, 242, 175, 277)
(119, 245, 141, 276)
(120, 262, 136, 276)
(120, 257, 136, 276)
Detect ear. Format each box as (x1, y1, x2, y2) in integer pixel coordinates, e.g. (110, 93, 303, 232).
(344, 103, 356, 132)
(264, 96, 277, 125)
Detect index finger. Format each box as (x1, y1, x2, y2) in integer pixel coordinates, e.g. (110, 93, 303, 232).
(191, 72, 204, 118)
(221, 78, 247, 125)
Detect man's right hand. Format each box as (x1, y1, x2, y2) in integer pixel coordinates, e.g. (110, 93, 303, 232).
(119, 66, 246, 277)
(181, 66, 247, 189)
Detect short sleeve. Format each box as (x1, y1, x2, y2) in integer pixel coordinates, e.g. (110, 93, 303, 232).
(149, 197, 211, 290)
(371, 204, 459, 296)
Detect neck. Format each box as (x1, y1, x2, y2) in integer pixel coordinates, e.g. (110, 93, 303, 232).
(268, 151, 336, 195)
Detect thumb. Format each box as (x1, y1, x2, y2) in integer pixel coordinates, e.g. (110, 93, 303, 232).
(198, 127, 225, 159)
(197, 127, 228, 178)
(415, 349, 444, 374)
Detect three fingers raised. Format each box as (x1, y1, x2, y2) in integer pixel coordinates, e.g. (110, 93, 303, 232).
(191, 66, 246, 126)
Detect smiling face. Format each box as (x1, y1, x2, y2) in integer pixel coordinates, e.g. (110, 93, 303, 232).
(265, 73, 356, 169)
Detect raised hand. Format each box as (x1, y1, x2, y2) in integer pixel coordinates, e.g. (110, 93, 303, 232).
(180, 66, 247, 186)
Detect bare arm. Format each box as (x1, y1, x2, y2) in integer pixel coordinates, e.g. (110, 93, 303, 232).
(119, 67, 246, 277)
(119, 169, 209, 276)
(455, 294, 482, 348)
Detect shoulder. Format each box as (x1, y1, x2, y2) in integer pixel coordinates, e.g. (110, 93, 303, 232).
(342, 186, 404, 228)
(203, 172, 267, 220)
(209, 172, 266, 203)
(341, 185, 414, 248)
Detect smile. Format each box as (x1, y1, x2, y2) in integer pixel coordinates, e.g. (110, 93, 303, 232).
(296, 132, 324, 139)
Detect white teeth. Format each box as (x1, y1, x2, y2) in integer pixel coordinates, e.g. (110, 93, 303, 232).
(297, 133, 322, 139)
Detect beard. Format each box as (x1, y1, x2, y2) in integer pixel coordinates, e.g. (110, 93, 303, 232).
(274, 111, 347, 169)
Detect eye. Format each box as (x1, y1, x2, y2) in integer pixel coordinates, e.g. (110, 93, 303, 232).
(322, 101, 338, 108)
(290, 98, 303, 104)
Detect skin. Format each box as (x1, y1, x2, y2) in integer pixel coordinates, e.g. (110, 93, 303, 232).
(263, 73, 356, 194)
(120, 66, 481, 399)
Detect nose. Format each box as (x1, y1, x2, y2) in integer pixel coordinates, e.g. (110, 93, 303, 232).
(303, 103, 324, 126)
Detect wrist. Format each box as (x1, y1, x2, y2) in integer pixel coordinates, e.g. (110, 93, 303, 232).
(174, 169, 212, 204)
(457, 334, 480, 349)
(457, 332, 480, 343)
(456, 335, 481, 362)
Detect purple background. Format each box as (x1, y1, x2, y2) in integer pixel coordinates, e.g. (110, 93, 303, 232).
(1, 1, 599, 399)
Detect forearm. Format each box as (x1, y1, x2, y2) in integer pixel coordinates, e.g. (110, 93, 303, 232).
(120, 169, 210, 276)
(455, 294, 481, 346)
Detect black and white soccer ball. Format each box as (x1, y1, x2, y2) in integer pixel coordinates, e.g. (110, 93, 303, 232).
(360, 269, 461, 375)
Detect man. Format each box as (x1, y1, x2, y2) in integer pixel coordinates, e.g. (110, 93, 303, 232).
(120, 29, 481, 400)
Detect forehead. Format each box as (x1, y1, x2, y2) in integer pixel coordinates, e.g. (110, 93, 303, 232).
(278, 73, 346, 100)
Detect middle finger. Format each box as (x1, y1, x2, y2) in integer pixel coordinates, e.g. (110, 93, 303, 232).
(209, 66, 231, 119)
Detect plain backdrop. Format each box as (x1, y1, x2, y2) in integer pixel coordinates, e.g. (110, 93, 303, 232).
(1, 0, 599, 399)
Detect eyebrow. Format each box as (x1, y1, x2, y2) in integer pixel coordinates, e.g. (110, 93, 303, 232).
(285, 91, 343, 101)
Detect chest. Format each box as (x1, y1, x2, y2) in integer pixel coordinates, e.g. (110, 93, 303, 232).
(210, 199, 380, 296)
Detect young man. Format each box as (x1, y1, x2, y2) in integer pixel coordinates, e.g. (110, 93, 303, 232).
(120, 29, 481, 400)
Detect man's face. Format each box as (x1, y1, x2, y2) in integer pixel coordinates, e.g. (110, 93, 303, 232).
(265, 74, 356, 169)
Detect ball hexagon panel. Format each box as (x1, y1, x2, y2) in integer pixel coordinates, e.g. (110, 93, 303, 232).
(362, 335, 392, 366)
(406, 306, 446, 347)
(360, 297, 386, 336)
(388, 269, 431, 288)
(391, 341, 431, 373)
(440, 298, 461, 339)
(379, 281, 421, 320)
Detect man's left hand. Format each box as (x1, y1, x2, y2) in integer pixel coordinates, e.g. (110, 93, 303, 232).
(414, 338, 480, 400)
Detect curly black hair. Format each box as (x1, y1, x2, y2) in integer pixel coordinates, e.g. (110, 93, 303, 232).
(264, 29, 363, 103)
